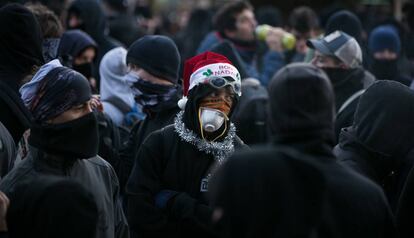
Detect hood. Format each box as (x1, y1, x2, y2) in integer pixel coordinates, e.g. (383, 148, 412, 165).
(210, 147, 326, 238)
(58, 29, 97, 65)
(7, 175, 98, 238)
(0, 3, 44, 91)
(352, 80, 414, 157)
(183, 84, 238, 142)
(67, 0, 107, 41)
(268, 63, 336, 148)
(99, 47, 134, 109)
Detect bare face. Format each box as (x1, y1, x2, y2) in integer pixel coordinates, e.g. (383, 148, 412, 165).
(48, 101, 92, 124)
(226, 9, 257, 42)
(74, 47, 96, 65)
(291, 29, 316, 54)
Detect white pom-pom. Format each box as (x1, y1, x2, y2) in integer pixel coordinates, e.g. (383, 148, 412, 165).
(177, 97, 188, 110)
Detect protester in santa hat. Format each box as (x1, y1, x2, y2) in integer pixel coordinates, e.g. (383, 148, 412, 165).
(126, 51, 247, 238)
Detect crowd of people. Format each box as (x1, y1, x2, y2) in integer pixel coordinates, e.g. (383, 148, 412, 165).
(0, 0, 414, 237)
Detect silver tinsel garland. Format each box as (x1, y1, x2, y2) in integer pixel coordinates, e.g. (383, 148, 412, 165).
(173, 111, 236, 165)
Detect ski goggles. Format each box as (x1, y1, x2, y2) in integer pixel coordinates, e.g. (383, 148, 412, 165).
(202, 76, 241, 96)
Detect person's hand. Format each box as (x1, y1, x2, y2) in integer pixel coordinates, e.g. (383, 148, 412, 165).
(265, 27, 286, 52)
(155, 190, 178, 210)
(0, 192, 9, 232)
(90, 95, 103, 112)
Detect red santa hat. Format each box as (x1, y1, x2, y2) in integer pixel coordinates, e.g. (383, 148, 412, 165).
(177, 51, 241, 109)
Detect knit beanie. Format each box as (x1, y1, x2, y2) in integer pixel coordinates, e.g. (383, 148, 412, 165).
(127, 35, 180, 84)
(368, 25, 401, 54)
(325, 10, 363, 43)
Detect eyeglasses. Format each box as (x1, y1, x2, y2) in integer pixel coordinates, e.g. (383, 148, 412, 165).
(202, 77, 241, 96)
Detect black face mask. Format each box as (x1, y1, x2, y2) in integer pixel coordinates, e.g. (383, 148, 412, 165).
(73, 62, 93, 79)
(321, 67, 352, 85)
(29, 112, 99, 159)
(371, 59, 398, 80)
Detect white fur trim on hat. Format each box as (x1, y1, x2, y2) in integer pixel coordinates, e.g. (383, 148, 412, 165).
(177, 96, 188, 110)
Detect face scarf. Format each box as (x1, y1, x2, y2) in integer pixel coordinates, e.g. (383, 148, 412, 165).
(371, 59, 398, 80)
(73, 62, 93, 79)
(127, 73, 179, 113)
(29, 112, 99, 159)
(199, 98, 232, 116)
(321, 67, 353, 85)
(42, 38, 61, 63)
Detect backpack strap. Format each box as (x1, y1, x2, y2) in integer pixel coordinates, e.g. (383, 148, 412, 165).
(337, 89, 365, 115)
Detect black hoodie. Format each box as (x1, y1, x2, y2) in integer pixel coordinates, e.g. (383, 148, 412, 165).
(268, 63, 395, 238)
(67, 0, 121, 81)
(335, 80, 414, 209)
(0, 4, 43, 143)
(210, 147, 327, 238)
(7, 175, 98, 238)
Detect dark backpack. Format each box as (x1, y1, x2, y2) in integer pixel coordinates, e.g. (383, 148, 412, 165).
(232, 79, 269, 145)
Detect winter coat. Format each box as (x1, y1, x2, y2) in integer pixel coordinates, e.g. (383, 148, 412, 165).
(268, 63, 395, 238)
(0, 80, 32, 145)
(397, 165, 414, 238)
(197, 31, 285, 86)
(0, 121, 15, 178)
(335, 80, 414, 210)
(209, 146, 328, 238)
(0, 147, 129, 238)
(333, 68, 375, 139)
(126, 113, 247, 238)
(119, 106, 180, 191)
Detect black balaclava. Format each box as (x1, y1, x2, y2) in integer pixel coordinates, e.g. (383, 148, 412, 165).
(348, 81, 414, 173)
(183, 84, 238, 142)
(7, 175, 98, 238)
(368, 25, 401, 81)
(268, 63, 336, 155)
(0, 3, 44, 92)
(210, 147, 326, 238)
(27, 67, 99, 159)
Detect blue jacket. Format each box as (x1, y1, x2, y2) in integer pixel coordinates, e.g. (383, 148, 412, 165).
(197, 32, 285, 86)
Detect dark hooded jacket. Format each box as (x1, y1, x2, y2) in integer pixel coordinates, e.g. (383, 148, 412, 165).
(67, 0, 121, 81)
(210, 147, 327, 238)
(126, 84, 247, 238)
(58, 29, 98, 66)
(335, 80, 414, 209)
(327, 67, 375, 140)
(397, 165, 414, 238)
(7, 175, 99, 238)
(269, 63, 395, 238)
(0, 4, 43, 143)
(0, 121, 15, 178)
